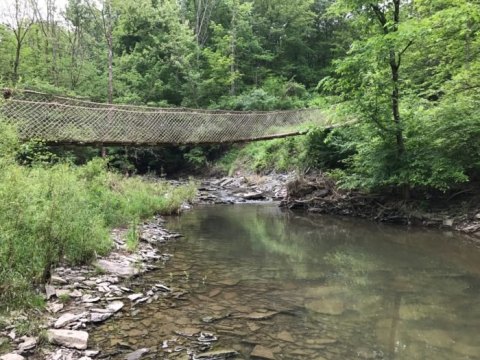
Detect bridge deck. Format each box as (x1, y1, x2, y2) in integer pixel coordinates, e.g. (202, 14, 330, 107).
(1, 90, 328, 145)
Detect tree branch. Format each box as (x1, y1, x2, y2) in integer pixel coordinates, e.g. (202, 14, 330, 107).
(370, 4, 388, 34)
(397, 39, 414, 67)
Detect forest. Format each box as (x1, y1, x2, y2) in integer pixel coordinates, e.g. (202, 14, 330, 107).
(0, 0, 480, 190)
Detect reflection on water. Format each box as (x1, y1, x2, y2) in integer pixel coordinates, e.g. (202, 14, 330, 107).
(91, 204, 480, 359)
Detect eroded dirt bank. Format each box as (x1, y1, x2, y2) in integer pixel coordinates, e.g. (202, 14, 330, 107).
(279, 173, 480, 244)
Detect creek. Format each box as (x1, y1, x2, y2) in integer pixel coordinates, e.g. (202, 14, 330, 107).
(90, 204, 480, 359)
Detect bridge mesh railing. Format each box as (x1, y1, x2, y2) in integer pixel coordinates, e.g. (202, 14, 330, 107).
(1, 89, 327, 145)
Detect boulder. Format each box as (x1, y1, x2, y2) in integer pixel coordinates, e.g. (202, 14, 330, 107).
(305, 299, 346, 315)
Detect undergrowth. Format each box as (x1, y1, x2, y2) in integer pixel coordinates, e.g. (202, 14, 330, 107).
(0, 120, 196, 310)
(217, 126, 349, 175)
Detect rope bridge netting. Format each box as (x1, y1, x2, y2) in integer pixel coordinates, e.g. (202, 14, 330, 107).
(1, 89, 329, 145)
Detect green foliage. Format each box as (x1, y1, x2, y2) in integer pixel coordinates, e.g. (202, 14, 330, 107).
(221, 138, 302, 173)
(126, 220, 139, 252)
(0, 0, 341, 106)
(218, 125, 352, 174)
(58, 293, 71, 304)
(183, 147, 208, 169)
(17, 139, 59, 166)
(321, 0, 480, 192)
(0, 122, 196, 309)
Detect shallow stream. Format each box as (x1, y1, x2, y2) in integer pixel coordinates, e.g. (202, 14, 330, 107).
(91, 204, 480, 359)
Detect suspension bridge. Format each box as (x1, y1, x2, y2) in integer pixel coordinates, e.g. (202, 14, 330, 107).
(1, 89, 331, 146)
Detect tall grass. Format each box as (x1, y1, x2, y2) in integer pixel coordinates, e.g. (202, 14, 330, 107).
(0, 121, 196, 309)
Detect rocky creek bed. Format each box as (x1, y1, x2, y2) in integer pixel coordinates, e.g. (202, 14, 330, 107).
(0, 216, 185, 360)
(1, 173, 480, 360)
(0, 175, 289, 360)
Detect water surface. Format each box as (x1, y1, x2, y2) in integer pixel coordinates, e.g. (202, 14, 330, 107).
(91, 204, 480, 359)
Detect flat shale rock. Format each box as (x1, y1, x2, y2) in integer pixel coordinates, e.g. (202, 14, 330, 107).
(304, 299, 346, 315)
(276, 330, 294, 343)
(251, 345, 275, 359)
(51, 275, 67, 285)
(124, 348, 150, 360)
(95, 260, 138, 278)
(17, 336, 37, 353)
(90, 312, 113, 323)
(0, 354, 25, 360)
(45, 285, 56, 300)
(242, 192, 265, 200)
(47, 303, 64, 314)
(47, 329, 89, 350)
(195, 349, 238, 359)
(106, 301, 124, 313)
(242, 311, 278, 320)
(54, 313, 84, 328)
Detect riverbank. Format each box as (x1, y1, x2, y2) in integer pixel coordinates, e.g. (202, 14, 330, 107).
(279, 173, 480, 244)
(0, 215, 191, 360)
(194, 172, 480, 243)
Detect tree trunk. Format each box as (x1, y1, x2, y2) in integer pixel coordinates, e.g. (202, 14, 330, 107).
(374, 0, 405, 158)
(107, 34, 113, 104)
(390, 1, 404, 156)
(13, 41, 21, 84)
(230, 1, 237, 96)
(390, 53, 405, 157)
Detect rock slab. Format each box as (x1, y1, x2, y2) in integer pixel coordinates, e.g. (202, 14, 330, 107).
(195, 349, 238, 359)
(47, 329, 89, 350)
(54, 313, 84, 328)
(90, 312, 113, 323)
(96, 260, 138, 278)
(0, 354, 25, 360)
(124, 348, 150, 360)
(251, 345, 275, 359)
